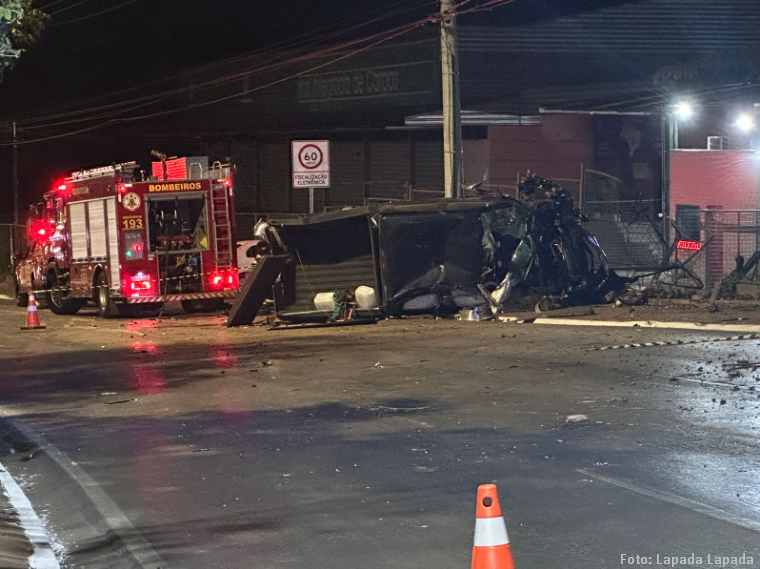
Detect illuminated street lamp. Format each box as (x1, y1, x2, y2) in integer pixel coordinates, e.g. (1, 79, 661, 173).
(735, 112, 756, 134)
(662, 99, 696, 238)
(673, 101, 695, 121)
(670, 100, 696, 149)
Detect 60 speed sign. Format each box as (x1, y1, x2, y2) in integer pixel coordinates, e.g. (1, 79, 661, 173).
(292, 140, 330, 188)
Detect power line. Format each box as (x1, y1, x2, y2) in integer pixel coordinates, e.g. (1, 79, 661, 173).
(4, 0, 523, 144)
(51, 0, 143, 25)
(5, 15, 433, 145)
(8, 0, 435, 125)
(12, 2, 437, 129)
(48, 0, 91, 15)
(37, 0, 68, 10)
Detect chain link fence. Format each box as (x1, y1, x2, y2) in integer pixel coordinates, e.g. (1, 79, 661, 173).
(582, 200, 666, 270)
(672, 210, 760, 295)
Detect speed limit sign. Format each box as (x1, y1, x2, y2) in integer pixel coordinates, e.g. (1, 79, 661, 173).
(292, 140, 330, 188)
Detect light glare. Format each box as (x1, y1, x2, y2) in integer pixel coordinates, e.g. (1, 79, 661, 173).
(735, 113, 756, 133)
(674, 101, 694, 120)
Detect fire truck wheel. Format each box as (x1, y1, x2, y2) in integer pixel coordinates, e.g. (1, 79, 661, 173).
(46, 268, 85, 315)
(181, 299, 225, 313)
(95, 271, 119, 318)
(14, 280, 28, 308)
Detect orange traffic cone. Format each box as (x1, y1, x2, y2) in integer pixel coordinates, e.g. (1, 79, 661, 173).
(21, 293, 46, 330)
(471, 484, 515, 569)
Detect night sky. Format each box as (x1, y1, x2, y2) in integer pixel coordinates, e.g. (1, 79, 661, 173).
(0, 0, 639, 218)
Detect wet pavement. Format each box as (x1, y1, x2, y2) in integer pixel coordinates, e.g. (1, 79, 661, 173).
(0, 301, 758, 568)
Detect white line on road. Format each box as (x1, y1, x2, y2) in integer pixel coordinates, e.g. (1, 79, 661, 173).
(532, 319, 760, 333)
(578, 469, 760, 533)
(0, 459, 61, 569)
(0, 414, 168, 569)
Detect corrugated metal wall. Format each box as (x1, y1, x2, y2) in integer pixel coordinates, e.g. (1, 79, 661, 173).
(413, 140, 444, 192)
(258, 142, 291, 212)
(368, 139, 410, 201)
(328, 141, 366, 207)
(229, 132, 449, 213)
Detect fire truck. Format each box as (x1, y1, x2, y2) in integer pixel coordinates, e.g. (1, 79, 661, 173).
(14, 156, 239, 317)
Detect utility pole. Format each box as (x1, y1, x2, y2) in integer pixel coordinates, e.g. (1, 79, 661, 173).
(660, 108, 672, 241)
(11, 122, 19, 262)
(12, 122, 19, 227)
(440, 0, 463, 199)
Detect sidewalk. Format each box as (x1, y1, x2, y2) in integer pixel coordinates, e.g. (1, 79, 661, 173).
(575, 299, 760, 326)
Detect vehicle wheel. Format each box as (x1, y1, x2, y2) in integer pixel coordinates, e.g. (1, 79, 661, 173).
(14, 280, 28, 308)
(95, 271, 119, 318)
(181, 298, 224, 313)
(46, 268, 85, 315)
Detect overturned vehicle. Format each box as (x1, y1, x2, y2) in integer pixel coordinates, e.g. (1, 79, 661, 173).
(243, 175, 632, 324)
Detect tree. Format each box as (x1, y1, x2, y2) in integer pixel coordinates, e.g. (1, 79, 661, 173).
(0, 0, 48, 80)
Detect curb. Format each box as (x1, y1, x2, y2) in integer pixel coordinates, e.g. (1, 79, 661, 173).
(0, 460, 60, 569)
(522, 319, 760, 333)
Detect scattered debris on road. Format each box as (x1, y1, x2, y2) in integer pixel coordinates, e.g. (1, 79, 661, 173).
(566, 414, 589, 423)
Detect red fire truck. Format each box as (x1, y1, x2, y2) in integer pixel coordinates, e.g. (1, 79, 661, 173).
(14, 156, 238, 317)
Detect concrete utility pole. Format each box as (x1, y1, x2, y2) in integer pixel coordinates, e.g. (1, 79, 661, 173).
(12, 122, 19, 227)
(440, 0, 463, 199)
(11, 121, 19, 261)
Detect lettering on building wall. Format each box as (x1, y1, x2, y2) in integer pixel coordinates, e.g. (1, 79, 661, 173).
(298, 67, 403, 102)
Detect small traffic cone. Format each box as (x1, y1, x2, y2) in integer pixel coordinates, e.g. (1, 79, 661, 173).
(21, 293, 46, 330)
(471, 484, 515, 569)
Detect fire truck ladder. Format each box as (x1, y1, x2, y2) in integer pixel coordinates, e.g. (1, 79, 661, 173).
(210, 183, 233, 267)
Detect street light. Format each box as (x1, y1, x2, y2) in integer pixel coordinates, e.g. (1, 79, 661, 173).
(674, 101, 695, 121)
(735, 112, 756, 134)
(662, 99, 696, 240)
(669, 100, 696, 150)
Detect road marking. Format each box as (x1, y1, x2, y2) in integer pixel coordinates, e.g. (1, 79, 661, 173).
(585, 334, 758, 351)
(578, 469, 760, 533)
(0, 459, 61, 569)
(534, 318, 760, 334)
(0, 414, 168, 569)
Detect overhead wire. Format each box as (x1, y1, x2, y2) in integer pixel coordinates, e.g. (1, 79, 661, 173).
(11, 2, 438, 131)
(9, 0, 435, 124)
(51, 0, 143, 25)
(37, 0, 68, 10)
(47, 0, 91, 15)
(3, 0, 517, 145)
(3, 16, 431, 145)
(7, 13, 434, 145)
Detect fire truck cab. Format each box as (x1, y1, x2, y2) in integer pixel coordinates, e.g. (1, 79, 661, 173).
(15, 156, 238, 317)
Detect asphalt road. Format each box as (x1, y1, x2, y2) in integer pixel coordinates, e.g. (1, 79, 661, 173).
(0, 301, 758, 569)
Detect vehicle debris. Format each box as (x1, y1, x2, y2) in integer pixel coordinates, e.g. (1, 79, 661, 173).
(566, 414, 589, 423)
(228, 175, 633, 325)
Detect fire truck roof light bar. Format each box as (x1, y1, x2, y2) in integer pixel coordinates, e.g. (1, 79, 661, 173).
(70, 161, 140, 181)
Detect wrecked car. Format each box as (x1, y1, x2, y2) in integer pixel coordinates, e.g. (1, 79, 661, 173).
(235, 175, 632, 324)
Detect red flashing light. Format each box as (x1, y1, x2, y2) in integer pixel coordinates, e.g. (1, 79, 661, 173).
(30, 220, 54, 242)
(676, 240, 702, 251)
(209, 271, 238, 290)
(53, 179, 71, 195)
(222, 178, 232, 188)
(129, 273, 154, 296)
(131, 243, 144, 254)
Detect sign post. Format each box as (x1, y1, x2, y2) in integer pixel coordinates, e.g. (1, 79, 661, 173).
(292, 140, 330, 214)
